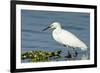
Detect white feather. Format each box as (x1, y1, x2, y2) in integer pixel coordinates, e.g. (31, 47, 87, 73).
(51, 22, 88, 51)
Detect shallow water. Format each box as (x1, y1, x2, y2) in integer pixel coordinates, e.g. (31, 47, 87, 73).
(21, 10, 90, 63)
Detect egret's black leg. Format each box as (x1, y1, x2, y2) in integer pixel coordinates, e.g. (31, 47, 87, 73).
(66, 51, 72, 58)
(63, 44, 67, 47)
(72, 48, 78, 57)
(63, 45, 73, 58)
(74, 50, 78, 57)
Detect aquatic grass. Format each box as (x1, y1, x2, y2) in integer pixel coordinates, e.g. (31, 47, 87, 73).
(21, 49, 88, 63)
(21, 49, 62, 62)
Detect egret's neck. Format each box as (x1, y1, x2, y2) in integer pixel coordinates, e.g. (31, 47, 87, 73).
(52, 26, 62, 33)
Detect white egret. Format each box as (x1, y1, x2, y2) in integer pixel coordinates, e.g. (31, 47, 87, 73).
(42, 22, 88, 57)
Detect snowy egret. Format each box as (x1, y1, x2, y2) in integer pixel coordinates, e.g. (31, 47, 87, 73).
(42, 22, 88, 57)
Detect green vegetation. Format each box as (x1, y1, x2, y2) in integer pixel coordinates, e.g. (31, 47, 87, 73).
(21, 50, 62, 62)
(21, 49, 89, 63)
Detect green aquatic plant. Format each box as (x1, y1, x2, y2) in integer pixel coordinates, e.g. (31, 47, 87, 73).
(21, 50, 62, 62)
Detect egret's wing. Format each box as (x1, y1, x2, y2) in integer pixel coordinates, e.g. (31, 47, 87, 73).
(59, 29, 86, 48)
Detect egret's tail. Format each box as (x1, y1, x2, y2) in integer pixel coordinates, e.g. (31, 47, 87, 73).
(81, 45, 88, 51)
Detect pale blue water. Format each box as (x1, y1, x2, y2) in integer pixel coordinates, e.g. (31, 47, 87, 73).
(21, 10, 90, 62)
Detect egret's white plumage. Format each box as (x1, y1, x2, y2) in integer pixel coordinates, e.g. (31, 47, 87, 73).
(43, 22, 88, 51)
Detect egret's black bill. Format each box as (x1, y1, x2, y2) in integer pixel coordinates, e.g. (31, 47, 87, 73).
(42, 26, 50, 31)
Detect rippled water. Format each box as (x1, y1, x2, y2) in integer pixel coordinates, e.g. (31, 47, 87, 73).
(21, 10, 90, 62)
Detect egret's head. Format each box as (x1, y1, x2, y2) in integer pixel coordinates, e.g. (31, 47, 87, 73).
(50, 22, 61, 29)
(42, 22, 61, 31)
